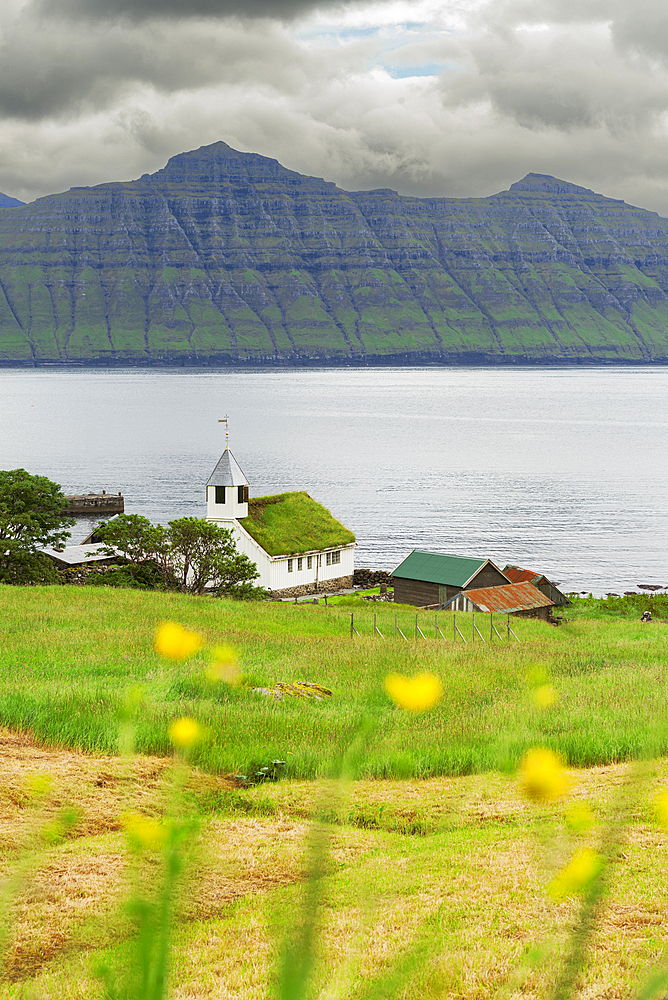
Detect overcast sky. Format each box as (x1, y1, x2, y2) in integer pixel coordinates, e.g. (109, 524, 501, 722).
(3, 0, 668, 215)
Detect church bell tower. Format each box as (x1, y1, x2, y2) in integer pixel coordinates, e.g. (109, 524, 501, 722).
(206, 419, 249, 523)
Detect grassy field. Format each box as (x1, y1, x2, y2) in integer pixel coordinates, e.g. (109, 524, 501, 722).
(1, 585, 667, 780)
(1, 586, 668, 997)
(1, 729, 667, 998)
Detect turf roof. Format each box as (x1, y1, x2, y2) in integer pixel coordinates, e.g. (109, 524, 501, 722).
(239, 491, 355, 556)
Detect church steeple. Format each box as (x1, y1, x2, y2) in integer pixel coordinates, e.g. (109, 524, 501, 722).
(206, 422, 249, 521)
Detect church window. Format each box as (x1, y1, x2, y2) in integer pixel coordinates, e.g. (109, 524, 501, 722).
(215, 486, 226, 504)
(307, 556, 312, 569)
(297, 557, 303, 571)
(238, 485, 248, 503)
(288, 559, 293, 572)
(332, 550, 340, 565)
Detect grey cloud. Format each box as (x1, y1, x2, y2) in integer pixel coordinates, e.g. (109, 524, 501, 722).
(0, 16, 320, 119)
(611, 0, 668, 60)
(438, 15, 668, 133)
(32, 0, 359, 23)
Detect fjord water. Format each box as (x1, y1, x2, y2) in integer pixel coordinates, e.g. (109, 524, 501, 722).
(1, 366, 666, 596)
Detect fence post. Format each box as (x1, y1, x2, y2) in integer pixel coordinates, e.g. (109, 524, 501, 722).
(395, 613, 397, 639)
(350, 612, 353, 639)
(507, 613, 510, 640)
(453, 611, 456, 641)
(490, 612, 493, 642)
(415, 614, 418, 639)
(435, 614, 438, 640)
(472, 611, 475, 642)
(374, 612, 377, 637)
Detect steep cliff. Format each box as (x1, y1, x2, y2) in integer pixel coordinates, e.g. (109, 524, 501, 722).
(2, 143, 668, 364)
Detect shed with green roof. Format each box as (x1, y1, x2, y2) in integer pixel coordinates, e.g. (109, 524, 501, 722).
(391, 549, 510, 607)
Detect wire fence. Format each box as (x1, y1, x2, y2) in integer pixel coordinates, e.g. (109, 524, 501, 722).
(350, 611, 520, 643)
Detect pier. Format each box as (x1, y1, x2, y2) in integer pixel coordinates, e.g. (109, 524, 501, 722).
(64, 492, 124, 516)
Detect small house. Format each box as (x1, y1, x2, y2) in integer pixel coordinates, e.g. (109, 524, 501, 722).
(205, 446, 355, 598)
(41, 543, 119, 568)
(446, 581, 555, 620)
(503, 565, 570, 606)
(391, 550, 510, 608)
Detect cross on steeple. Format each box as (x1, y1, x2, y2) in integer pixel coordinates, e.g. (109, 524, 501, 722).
(218, 415, 229, 449)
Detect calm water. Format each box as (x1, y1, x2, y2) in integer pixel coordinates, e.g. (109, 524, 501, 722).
(1, 366, 667, 596)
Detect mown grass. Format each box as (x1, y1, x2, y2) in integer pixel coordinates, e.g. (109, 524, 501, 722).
(2, 730, 668, 999)
(1, 585, 667, 780)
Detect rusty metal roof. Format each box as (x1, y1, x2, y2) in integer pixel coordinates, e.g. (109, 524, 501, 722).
(463, 581, 554, 613)
(503, 565, 547, 586)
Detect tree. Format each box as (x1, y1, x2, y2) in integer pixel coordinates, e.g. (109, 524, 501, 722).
(95, 514, 173, 587)
(168, 517, 263, 598)
(0, 469, 74, 584)
(95, 514, 265, 598)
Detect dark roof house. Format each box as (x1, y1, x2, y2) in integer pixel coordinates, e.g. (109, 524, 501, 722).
(391, 549, 510, 607)
(503, 565, 570, 606)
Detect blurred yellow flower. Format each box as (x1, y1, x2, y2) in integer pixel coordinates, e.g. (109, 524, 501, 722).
(206, 644, 241, 685)
(169, 716, 204, 749)
(154, 621, 203, 661)
(526, 663, 550, 687)
(653, 790, 668, 829)
(548, 848, 602, 900)
(122, 811, 168, 852)
(564, 801, 595, 834)
(519, 748, 569, 803)
(533, 684, 557, 709)
(384, 672, 443, 712)
(26, 773, 53, 800)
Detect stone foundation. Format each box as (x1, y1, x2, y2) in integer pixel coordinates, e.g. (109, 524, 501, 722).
(271, 574, 353, 599)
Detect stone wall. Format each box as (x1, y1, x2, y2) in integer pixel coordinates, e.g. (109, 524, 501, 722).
(271, 574, 353, 599)
(353, 568, 393, 588)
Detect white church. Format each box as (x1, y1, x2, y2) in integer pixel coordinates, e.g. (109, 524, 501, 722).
(205, 442, 356, 598)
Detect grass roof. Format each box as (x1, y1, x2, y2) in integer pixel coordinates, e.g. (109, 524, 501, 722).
(239, 491, 355, 556)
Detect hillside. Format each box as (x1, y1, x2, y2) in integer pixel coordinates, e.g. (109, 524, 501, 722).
(2, 143, 668, 364)
(0, 193, 24, 209)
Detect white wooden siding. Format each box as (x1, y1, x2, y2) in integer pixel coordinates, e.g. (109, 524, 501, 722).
(206, 513, 354, 591)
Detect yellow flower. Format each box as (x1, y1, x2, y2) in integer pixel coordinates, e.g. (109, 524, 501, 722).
(564, 801, 595, 834)
(26, 773, 53, 800)
(122, 811, 168, 852)
(169, 716, 204, 749)
(154, 621, 203, 661)
(206, 644, 241, 686)
(519, 748, 569, 803)
(548, 848, 602, 901)
(653, 790, 668, 830)
(526, 663, 550, 687)
(384, 672, 443, 712)
(533, 684, 557, 709)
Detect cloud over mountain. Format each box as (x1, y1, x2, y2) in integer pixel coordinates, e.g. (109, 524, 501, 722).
(2, 0, 668, 220)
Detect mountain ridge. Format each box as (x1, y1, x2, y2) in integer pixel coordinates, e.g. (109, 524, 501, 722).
(1, 142, 668, 366)
(0, 192, 25, 209)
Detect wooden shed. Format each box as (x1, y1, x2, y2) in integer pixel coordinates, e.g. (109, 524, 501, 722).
(503, 565, 570, 607)
(391, 550, 510, 608)
(447, 581, 555, 621)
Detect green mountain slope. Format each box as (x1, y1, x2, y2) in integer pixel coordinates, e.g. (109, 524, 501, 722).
(1, 143, 668, 364)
